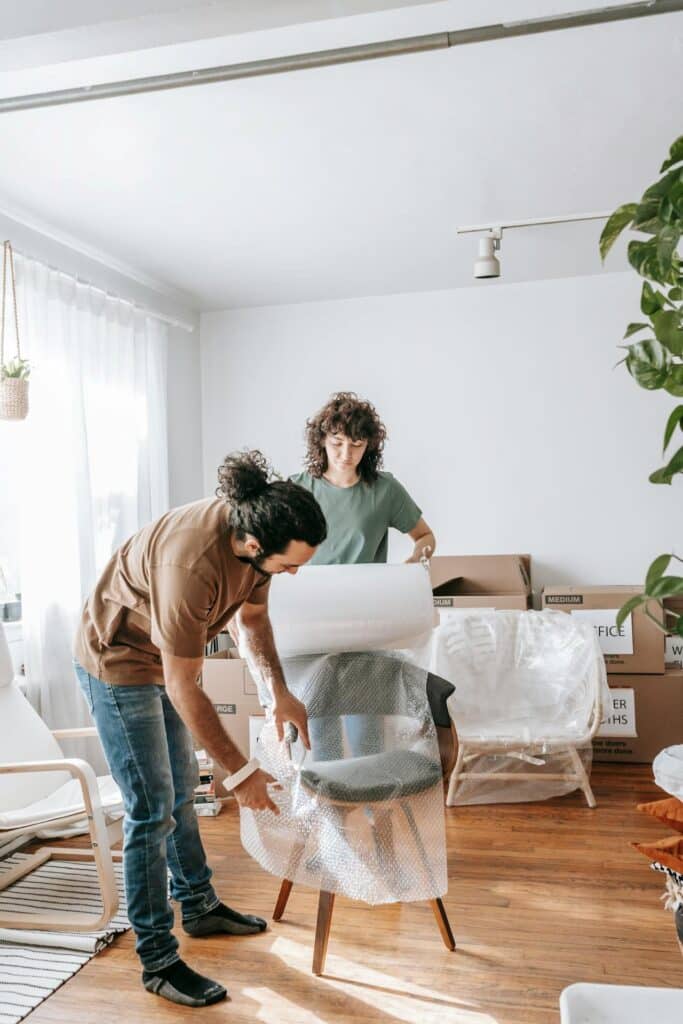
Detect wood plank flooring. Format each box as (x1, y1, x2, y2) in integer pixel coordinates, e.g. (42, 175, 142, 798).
(23, 764, 682, 1024)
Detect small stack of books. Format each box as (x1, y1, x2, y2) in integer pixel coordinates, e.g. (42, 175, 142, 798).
(194, 749, 221, 817)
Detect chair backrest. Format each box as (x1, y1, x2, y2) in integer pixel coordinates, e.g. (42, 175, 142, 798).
(0, 624, 69, 812)
(283, 651, 430, 720)
(432, 610, 603, 737)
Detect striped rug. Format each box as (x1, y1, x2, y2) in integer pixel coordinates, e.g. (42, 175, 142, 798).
(0, 853, 129, 1024)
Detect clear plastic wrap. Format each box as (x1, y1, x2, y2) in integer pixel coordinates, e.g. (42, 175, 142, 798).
(430, 610, 607, 805)
(448, 745, 595, 805)
(240, 651, 447, 904)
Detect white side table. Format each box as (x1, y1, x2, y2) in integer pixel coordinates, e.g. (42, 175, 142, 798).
(560, 983, 683, 1023)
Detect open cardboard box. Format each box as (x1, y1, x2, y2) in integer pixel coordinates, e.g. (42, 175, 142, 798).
(430, 554, 532, 611)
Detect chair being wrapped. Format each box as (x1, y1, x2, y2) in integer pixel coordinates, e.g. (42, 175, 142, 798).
(431, 610, 607, 808)
(239, 564, 455, 975)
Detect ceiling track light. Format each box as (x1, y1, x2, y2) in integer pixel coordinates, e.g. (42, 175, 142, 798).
(457, 210, 612, 280)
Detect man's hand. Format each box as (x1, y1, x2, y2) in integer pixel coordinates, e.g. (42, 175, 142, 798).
(272, 690, 311, 749)
(233, 768, 281, 814)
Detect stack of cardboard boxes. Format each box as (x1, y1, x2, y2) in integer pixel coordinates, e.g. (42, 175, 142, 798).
(541, 586, 683, 763)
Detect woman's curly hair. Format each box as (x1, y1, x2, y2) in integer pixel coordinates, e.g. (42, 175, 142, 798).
(304, 392, 387, 483)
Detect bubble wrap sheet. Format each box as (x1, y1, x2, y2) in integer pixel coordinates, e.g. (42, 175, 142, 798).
(431, 610, 607, 805)
(240, 652, 447, 904)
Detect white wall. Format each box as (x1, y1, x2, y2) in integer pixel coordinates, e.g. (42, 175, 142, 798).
(0, 209, 203, 508)
(200, 272, 679, 594)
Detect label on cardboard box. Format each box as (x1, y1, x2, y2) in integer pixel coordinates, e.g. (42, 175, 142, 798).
(666, 634, 683, 667)
(213, 703, 237, 715)
(570, 608, 634, 656)
(597, 688, 637, 737)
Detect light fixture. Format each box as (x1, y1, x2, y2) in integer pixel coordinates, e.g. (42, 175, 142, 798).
(473, 229, 502, 279)
(458, 210, 613, 281)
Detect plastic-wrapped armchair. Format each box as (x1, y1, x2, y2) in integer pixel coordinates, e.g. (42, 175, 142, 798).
(432, 610, 606, 808)
(241, 651, 457, 975)
(0, 623, 123, 932)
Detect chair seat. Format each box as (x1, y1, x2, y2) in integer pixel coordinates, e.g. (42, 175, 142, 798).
(0, 774, 122, 830)
(300, 749, 442, 803)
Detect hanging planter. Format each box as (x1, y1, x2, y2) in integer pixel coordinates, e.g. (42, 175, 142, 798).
(0, 240, 29, 421)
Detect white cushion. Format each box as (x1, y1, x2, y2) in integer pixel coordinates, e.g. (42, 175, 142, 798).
(653, 744, 683, 799)
(0, 774, 122, 831)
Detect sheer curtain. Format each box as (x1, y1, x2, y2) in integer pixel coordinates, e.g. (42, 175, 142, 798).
(13, 255, 169, 763)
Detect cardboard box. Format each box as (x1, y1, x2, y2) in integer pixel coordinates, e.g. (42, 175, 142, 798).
(664, 596, 683, 668)
(592, 670, 683, 763)
(201, 651, 263, 768)
(430, 554, 532, 612)
(542, 586, 665, 675)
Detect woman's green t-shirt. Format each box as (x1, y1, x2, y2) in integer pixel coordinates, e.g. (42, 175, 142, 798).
(290, 470, 421, 565)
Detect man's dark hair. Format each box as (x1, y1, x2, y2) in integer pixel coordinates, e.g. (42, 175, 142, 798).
(216, 450, 327, 557)
(304, 392, 387, 484)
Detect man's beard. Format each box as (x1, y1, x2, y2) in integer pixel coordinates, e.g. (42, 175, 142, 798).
(236, 553, 271, 578)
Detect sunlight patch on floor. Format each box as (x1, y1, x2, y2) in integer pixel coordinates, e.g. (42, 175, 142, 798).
(268, 935, 499, 1024)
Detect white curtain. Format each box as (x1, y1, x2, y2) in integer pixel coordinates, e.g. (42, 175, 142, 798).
(13, 256, 169, 764)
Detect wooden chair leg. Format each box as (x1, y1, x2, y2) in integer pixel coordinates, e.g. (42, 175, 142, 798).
(273, 879, 294, 921)
(446, 741, 465, 806)
(312, 890, 335, 975)
(272, 834, 311, 920)
(430, 897, 456, 951)
(568, 746, 597, 808)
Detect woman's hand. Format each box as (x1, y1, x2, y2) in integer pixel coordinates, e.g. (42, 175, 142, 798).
(272, 690, 311, 749)
(233, 768, 281, 814)
(406, 543, 432, 564)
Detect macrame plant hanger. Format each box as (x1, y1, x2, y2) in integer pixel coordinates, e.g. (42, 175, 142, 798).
(0, 240, 29, 421)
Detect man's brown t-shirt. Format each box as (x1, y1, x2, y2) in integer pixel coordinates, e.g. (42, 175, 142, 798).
(74, 498, 270, 685)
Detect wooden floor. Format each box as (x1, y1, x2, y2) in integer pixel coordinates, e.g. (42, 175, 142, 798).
(24, 764, 682, 1024)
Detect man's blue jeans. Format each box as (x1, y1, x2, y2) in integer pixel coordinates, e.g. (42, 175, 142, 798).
(74, 663, 220, 971)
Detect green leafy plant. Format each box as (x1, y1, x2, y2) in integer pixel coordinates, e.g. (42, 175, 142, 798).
(600, 134, 683, 633)
(0, 357, 30, 380)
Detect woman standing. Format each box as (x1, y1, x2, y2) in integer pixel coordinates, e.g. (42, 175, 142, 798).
(291, 392, 435, 565)
(291, 393, 436, 761)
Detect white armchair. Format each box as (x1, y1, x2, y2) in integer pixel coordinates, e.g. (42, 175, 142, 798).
(0, 622, 123, 932)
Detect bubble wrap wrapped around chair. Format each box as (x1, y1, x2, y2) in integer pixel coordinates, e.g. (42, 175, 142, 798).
(431, 610, 607, 807)
(240, 651, 448, 905)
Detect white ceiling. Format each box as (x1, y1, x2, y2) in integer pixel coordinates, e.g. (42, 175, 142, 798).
(0, 1, 681, 310)
(0, 1, 435, 70)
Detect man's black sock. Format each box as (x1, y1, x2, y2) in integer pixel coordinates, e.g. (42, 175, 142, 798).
(183, 901, 268, 937)
(142, 959, 227, 1007)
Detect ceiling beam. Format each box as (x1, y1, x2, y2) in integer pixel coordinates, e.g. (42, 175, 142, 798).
(1, 1, 681, 113)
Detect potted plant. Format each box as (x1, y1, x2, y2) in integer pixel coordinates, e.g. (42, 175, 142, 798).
(599, 134, 683, 633)
(0, 356, 30, 421)
(600, 135, 682, 957)
(0, 240, 29, 421)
